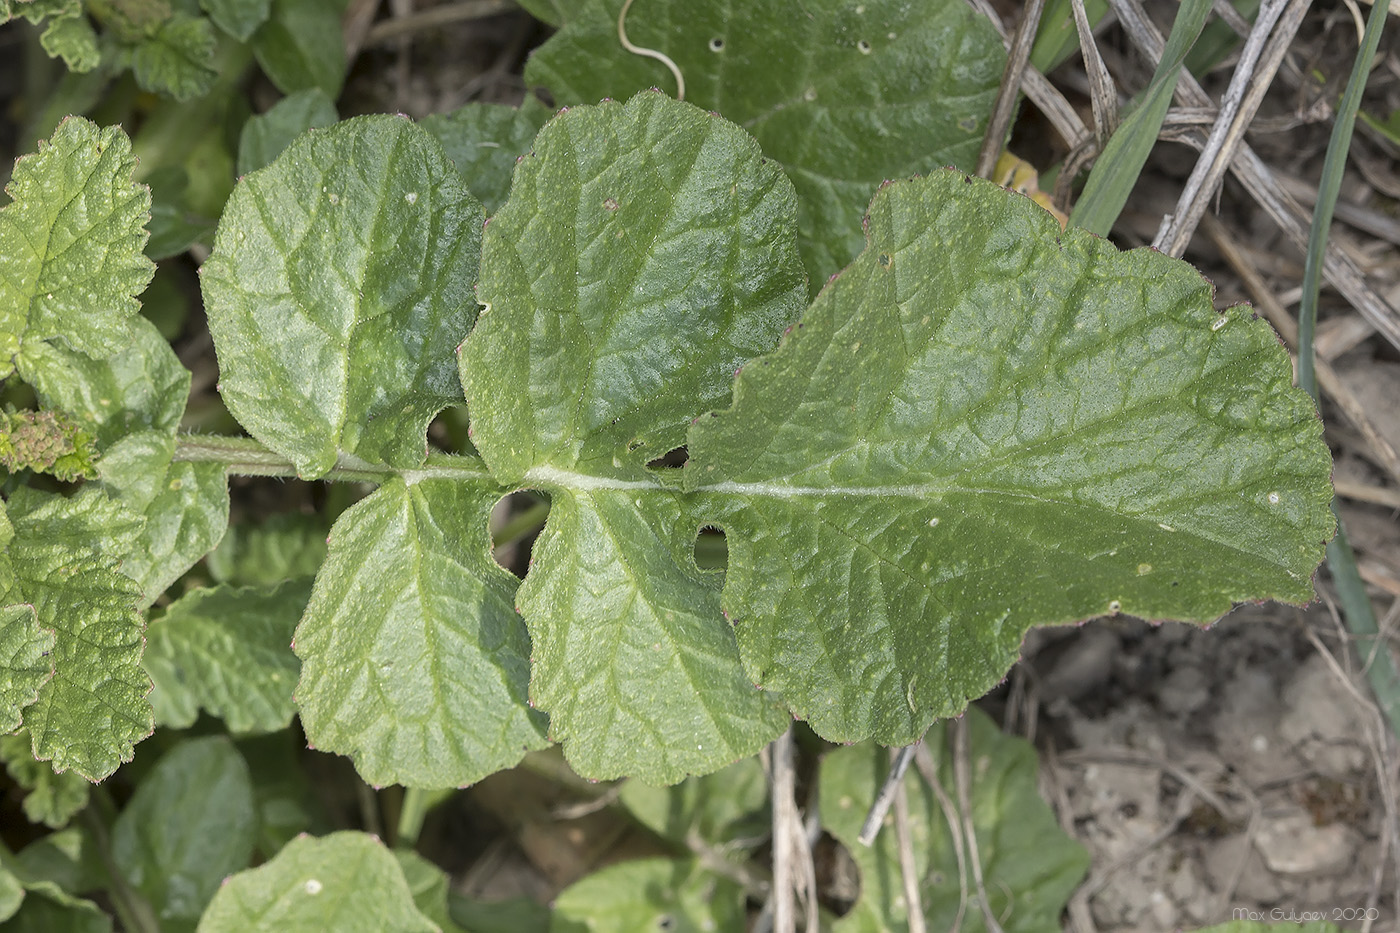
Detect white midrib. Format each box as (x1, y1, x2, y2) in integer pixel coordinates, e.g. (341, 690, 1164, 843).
(521, 464, 957, 500)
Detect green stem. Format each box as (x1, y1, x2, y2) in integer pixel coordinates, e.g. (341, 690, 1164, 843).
(1295, 0, 1399, 740)
(172, 434, 496, 484)
(396, 788, 429, 848)
(493, 499, 551, 549)
(82, 789, 159, 933)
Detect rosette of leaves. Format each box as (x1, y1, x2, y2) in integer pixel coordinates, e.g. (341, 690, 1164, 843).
(194, 90, 1332, 790)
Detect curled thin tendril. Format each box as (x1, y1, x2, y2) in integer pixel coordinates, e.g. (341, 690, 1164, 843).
(617, 0, 685, 100)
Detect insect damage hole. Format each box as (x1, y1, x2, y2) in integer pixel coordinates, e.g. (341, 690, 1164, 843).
(694, 525, 727, 572)
(645, 445, 688, 470)
(708, 37, 724, 51)
(490, 491, 551, 576)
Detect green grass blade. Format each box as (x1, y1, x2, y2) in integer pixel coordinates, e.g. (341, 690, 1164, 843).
(1068, 0, 1213, 235)
(1295, 0, 1399, 739)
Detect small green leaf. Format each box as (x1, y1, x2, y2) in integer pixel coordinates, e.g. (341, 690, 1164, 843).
(12, 827, 105, 895)
(549, 857, 745, 932)
(203, 115, 483, 479)
(526, 0, 1004, 291)
(0, 880, 111, 933)
(0, 117, 154, 379)
(145, 581, 308, 734)
(112, 736, 256, 927)
(687, 169, 1334, 744)
(1, 488, 151, 780)
(251, 0, 346, 99)
(0, 734, 91, 828)
(198, 831, 437, 933)
(24, 316, 230, 607)
(420, 98, 551, 213)
(619, 756, 767, 849)
(130, 14, 220, 102)
(236, 88, 339, 176)
(39, 11, 100, 72)
(821, 708, 1089, 932)
(201, 0, 273, 42)
(294, 477, 547, 788)
(0, 605, 54, 734)
(206, 513, 328, 586)
(461, 93, 802, 781)
(392, 851, 467, 933)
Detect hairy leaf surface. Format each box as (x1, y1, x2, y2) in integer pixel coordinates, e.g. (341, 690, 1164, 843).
(686, 170, 1334, 743)
(461, 93, 801, 781)
(0, 117, 153, 379)
(821, 709, 1089, 932)
(526, 0, 1004, 289)
(198, 832, 436, 932)
(294, 478, 547, 788)
(24, 317, 230, 607)
(203, 115, 483, 478)
(145, 581, 308, 734)
(0, 605, 54, 734)
(0, 489, 150, 780)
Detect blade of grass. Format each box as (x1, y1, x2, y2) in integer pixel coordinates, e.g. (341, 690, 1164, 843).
(1068, 0, 1214, 235)
(1295, 0, 1400, 742)
(1031, 0, 1110, 73)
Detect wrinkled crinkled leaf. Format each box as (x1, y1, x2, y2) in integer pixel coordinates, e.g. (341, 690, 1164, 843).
(129, 15, 219, 102)
(294, 477, 547, 788)
(0, 117, 153, 379)
(0, 605, 54, 733)
(201, 0, 273, 42)
(822, 708, 1089, 932)
(236, 88, 339, 176)
(0, 733, 91, 828)
(619, 755, 767, 849)
(526, 0, 1004, 291)
(145, 581, 308, 734)
(461, 93, 801, 782)
(39, 12, 100, 71)
(550, 858, 745, 933)
(686, 169, 1334, 744)
(206, 513, 328, 586)
(203, 115, 482, 478)
(112, 736, 256, 927)
(420, 98, 551, 213)
(251, 0, 346, 99)
(1, 488, 151, 780)
(198, 832, 437, 933)
(23, 316, 230, 607)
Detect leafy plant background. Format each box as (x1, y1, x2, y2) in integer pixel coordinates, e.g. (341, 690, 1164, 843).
(1, 0, 1398, 931)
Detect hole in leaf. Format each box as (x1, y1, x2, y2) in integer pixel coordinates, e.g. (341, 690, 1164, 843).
(627, 438, 645, 451)
(694, 525, 727, 571)
(646, 445, 688, 470)
(490, 492, 550, 576)
(708, 37, 724, 51)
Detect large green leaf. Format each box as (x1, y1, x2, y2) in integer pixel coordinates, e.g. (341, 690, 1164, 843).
(0, 117, 153, 380)
(145, 581, 308, 734)
(525, 0, 1004, 291)
(197, 832, 437, 933)
(23, 316, 230, 607)
(549, 858, 745, 933)
(0, 605, 54, 733)
(294, 477, 547, 788)
(202, 115, 482, 478)
(821, 708, 1089, 932)
(461, 93, 801, 782)
(686, 168, 1334, 744)
(112, 737, 256, 928)
(0, 489, 151, 780)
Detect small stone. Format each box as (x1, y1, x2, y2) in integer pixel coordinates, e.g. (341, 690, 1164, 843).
(1253, 805, 1359, 875)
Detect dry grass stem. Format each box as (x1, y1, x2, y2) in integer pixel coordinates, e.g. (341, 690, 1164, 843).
(954, 719, 1006, 933)
(858, 744, 918, 845)
(892, 762, 927, 933)
(363, 0, 513, 46)
(976, 0, 1049, 179)
(1071, 0, 1121, 144)
(915, 743, 970, 933)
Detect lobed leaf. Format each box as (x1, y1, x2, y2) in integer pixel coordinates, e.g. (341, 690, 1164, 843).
(203, 115, 483, 478)
(687, 169, 1334, 744)
(294, 478, 547, 788)
(0, 488, 151, 781)
(0, 117, 153, 380)
(461, 93, 802, 781)
(111, 737, 256, 927)
(197, 832, 437, 932)
(525, 0, 1004, 291)
(145, 581, 308, 734)
(821, 708, 1089, 932)
(24, 316, 230, 607)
